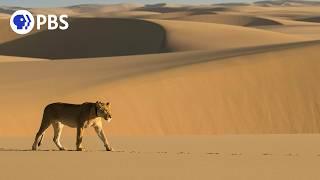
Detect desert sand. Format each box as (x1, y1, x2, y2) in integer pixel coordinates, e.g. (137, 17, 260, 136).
(1, 135, 320, 180)
(1, 1, 320, 179)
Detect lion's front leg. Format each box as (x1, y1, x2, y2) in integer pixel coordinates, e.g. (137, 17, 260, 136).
(93, 123, 113, 151)
(53, 122, 65, 151)
(76, 127, 85, 151)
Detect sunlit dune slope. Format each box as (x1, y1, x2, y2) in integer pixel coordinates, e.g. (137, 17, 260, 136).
(0, 13, 9, 18)
(150, 13, 283, 27)
(0, 18, 41, 44)
(76, 42, 320, 135)
(151, 19, 306, 52)
(0, 18, 19, 43)
(0, 41, 319, 136)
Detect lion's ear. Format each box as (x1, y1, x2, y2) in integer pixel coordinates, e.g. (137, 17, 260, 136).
(96, 101, 103, 106)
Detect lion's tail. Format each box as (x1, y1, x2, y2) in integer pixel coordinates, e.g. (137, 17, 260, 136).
(38, 134, 44, 146)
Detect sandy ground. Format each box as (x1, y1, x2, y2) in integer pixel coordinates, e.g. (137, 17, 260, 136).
(1, 135, 320, 180)
(1, 1, 320, 179)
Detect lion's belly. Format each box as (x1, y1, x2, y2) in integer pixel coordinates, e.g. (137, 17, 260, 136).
(58, 118, 79, 128)
(57, 117, 101, 128)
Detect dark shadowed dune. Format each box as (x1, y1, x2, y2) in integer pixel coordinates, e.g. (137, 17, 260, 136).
(0, 7, 16, 15)
(135, 5, 231, 14)
(254, 0, 320, 6)
(296, 16, 320, 23)
(190, 11, 217, 15)
(0, 18, 167, 59)
(214, 3, 250, 6)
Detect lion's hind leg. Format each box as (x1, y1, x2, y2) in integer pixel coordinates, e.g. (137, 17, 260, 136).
(32, 118, 51, 150)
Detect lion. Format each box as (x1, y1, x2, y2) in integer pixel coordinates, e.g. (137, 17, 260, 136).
(32, 101, 113, 151)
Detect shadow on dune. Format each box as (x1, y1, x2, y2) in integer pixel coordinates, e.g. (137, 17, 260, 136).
(296, 16, 320, 23)
(0, 8, 16, 15)
(190, 11, 217, 15)
(0, 18, 168, 59)
(245, 17, 282, 26)
(254, 0, 320, 6)
(214, 3, 250, 6)
(135, 4, 230, 13)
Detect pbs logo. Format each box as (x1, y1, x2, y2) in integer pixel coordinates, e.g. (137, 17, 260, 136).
(10, 10, 69, 35)
(10, 10, 35, 35)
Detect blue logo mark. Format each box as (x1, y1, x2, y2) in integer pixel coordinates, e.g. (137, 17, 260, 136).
(10, 10, 35, 35)
(13, 14, 32, 30)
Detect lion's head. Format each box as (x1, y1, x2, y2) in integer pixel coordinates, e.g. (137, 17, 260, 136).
(96, 101, 112, 122)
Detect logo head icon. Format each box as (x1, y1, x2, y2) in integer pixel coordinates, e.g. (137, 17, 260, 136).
(10, 10, 35, 35)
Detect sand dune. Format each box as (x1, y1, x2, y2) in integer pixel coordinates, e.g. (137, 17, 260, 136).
(30, 3, 142, 17)
(71, 42, 320, 135)
(135, 3, 191, 13)
(0, 40, 320, 136)
(0, 18, 41, 44)
(69, 3, 140, 13)
(0, 7, 16, 15)
(105, 11, 161, 18)
(221, 5, 320, 19)
(30, 7, 79, 16)
(258, 25, 320, 39)
(142, 11, 194, 19)
(0, 17, 306, 59)
(254, 0, 320, 7)
(136, 4, 234, 14)
(152, 19, 305, 52)
(0, 18, 166, 59)
(0, 13, 9, 18)
(0, 55, 45, 62)
(0, 18, 19, 43)
(296, 16, 320, 23)
(169, 14, 283, 26)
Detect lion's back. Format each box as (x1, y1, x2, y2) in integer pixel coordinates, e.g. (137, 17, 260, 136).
(42, 102, 94, 127)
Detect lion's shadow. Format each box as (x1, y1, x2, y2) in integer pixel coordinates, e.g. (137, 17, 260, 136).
(0, 148, 124, 152)
(0, 148, 77, 152)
